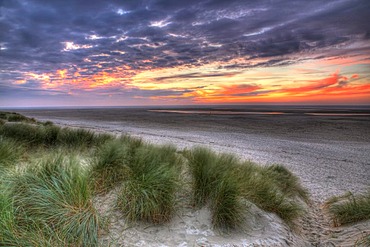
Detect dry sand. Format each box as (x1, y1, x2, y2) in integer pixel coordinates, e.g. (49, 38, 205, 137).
(14, 107, 370, 246)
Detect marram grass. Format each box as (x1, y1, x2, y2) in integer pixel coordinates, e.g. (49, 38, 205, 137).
(91, 138, 135, 193)
(3, 155, 100, 246)
(235, 162, 305, 226)
(0, 117, 311, 235)
(0, 122, 113, 149)
(187, 147, 306, 229)
(0, 138, 24, 169)
(326, 190, 370, 226)
(117, 144, 180, 223)
(186, 147, 244, 230)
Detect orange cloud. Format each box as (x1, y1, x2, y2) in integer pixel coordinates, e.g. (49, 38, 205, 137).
(57, 69, 67, 79)
(193, 72, 370, 104)
(279, 72, 342, 95)
(219, 84, 261, 96)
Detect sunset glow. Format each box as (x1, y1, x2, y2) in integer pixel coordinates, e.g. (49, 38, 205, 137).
(1, 0, 369, 107)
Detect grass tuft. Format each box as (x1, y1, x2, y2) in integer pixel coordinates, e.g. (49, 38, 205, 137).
(265, 165, 309, 201)
(356, 234, 370, 246)
(0, 138, 24, 169)
(0, 111, 37, 123)
(210, 175, 244, 230)
(91, 138, 134, 193)
(0, 123, 46, 146)
(235, 162, 304, 225)
(117, 144, 180, 223)
(57, 127, 97, 148)
(0, 122, 113, 149)
(4, 154, 100, 246)
(326, 190, 370, 226)
(186, 147, 244, 230)
(186, 148, 306, 229)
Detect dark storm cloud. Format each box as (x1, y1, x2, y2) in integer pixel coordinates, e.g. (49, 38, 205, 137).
(1, 0, 369, 90)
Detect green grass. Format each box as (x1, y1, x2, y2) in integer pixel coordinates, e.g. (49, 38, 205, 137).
(210, 174, 244, 230)
(186, 147, 244, 230)
(0, 118, 310, 237)
(2, 154, 100, 246)
(326, 190, 370, 226)
(0, 138, 24, 169)
(57, 127, 96, 147)
(356, 234, 370, 246)
(186, 147, 236, 207)
(265, 165, 309, 201)
(0, 189, 64, 246)
(186, 147, 306, 229)
(235, 162, 304, 225)
(91, 138, 138, 193)
(0, 122, 113, 149)
(117, 144, 180, 223)
(0, 111, 37, 123)
(0, 123, 47, 146)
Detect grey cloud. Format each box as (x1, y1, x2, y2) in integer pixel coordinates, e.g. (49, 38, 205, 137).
(231, 90, 274, 97)
(1, 0, 369, 88)
(154, 72, 242, 81)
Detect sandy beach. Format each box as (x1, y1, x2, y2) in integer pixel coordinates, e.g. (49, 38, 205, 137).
(13, 106, 370, 246)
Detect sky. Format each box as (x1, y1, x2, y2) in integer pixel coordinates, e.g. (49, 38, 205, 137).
(1, 0, 370, 107)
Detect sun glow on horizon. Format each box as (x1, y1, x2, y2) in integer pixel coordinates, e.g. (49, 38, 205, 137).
(14, 54, 370, 105)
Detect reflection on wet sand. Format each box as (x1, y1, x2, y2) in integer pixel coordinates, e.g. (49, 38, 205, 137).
(148, 110, 286, 115)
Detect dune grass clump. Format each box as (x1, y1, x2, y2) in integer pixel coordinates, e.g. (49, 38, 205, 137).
(186, 147, 244, 230)
(7, 113, 30, 122)
(210, 174, 244, 230)
(0, 189, 60, 246)
(0, 112, 7, 120)
(117, 144, 180, 223)
(186, 147, 306, 229)
(57, 127, 112, 148)
(43, 120, 54, 126)
(235, 162, 305, 225)
(0, 111, 36, 123)
(0, 123, 46, 146)
(0, 122, 112, 149)
(0, 138, 24, 169)
(356, 234, 370, 246)
(264, 165, 309, 201)
(4, 155, 100, 246)
(326, 190, 370, 226)
(0, 189, 15, 239)
(57, 127, 97, 148)
(91, 137, 141, 193)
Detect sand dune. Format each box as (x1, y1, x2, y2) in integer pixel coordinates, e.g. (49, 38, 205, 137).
(15, 107, 370, 246)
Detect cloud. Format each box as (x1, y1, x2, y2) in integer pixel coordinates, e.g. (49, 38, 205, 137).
(1, 0, 369, 106)
(154, 72, 241, 81)
(218, 84, 261, 96)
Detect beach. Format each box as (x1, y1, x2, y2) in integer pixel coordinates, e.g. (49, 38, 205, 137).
(13, 106, 370, 246)
(15, 106, 370, 202)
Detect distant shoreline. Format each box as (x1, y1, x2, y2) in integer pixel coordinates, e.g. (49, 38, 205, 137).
(2, 104, 370, 111)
